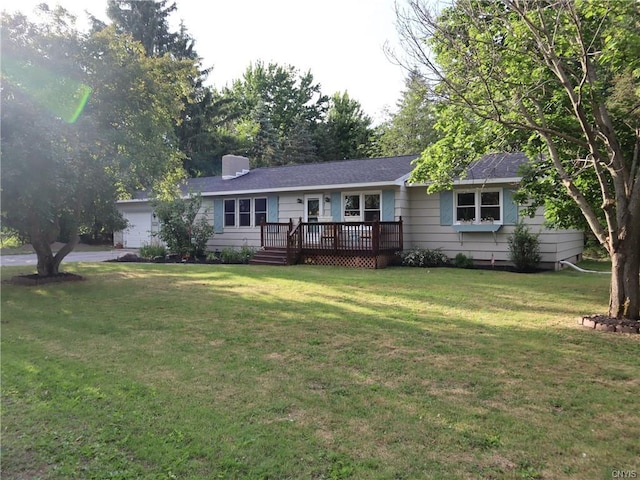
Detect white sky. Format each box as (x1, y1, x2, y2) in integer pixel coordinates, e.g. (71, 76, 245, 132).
(5, 0, 411, 123)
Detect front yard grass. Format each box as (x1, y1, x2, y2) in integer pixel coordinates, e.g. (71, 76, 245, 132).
(1, 263, 638, 479)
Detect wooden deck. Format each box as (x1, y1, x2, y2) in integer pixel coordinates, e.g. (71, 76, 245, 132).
(258, 218, 403, 268)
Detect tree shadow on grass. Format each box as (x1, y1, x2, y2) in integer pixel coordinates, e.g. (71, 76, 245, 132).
(2, 262, 638, 479)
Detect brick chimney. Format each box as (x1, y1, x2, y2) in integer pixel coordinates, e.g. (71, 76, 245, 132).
(222, 154, 250, 180)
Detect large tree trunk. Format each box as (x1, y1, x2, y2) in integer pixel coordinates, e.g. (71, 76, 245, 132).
(609, 235, 640, 320)
(31, 227, 80, 277)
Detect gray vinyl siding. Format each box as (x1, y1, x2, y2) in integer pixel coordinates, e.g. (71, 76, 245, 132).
(117, 183, 582, 269)
(204, 195, 265, 250)
(404, 186, 583, 269)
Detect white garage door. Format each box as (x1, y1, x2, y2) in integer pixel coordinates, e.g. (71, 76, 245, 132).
(123, 211, 152, 248)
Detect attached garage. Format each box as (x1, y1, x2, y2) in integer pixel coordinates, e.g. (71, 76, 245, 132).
(120, 207, 155, 248)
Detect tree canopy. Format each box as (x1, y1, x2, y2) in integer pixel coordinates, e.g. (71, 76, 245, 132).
(315, 92, 374, 161)
(374, 70, 438, 157)
(221, 61, 329, 167)
(396, 0, 640, 319)
(96, 0, 240, 178)
(1, 7, 194, 275)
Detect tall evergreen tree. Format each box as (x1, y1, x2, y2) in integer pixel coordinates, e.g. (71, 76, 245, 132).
(99, 0, 240, 177)
(315, 91, 373, 160)
(374, 71, 438, 157)
(105, 0, 179, 57)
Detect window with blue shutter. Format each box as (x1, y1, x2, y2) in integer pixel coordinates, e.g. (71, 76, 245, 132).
(267, 195, 278, 222)
(381, 190, 395, 221)
(440, 190, 454, 226)
(443, 187, 518, 229)
(213, 198, 224, 233)
(330, 192, 341, 220)
(503, 188, 519, 225)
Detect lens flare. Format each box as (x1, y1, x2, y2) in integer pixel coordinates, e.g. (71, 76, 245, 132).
(1, 56, 92, 124)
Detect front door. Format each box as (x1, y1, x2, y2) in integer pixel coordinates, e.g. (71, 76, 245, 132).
(305, 195, 321, 237)
(305, 196, 321, 223)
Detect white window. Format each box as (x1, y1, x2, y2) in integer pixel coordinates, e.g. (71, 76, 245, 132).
(224, 199, 236, 227)
(343, 192, 381, 221)
(238, 198, 251, 227)
(224, 197, 266, 228)
(455, 190, 502, 224)
(254, 198, 267, 225)
(344, 194, 361, 218)
(363, 194, 381, 221)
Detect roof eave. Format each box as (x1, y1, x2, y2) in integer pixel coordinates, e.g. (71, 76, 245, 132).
(117, 179, 408, 203)
(196, 180, 405, 197)
(406, 176, 522, 187)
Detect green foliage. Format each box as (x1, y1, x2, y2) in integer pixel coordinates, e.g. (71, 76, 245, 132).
(0, 227, 23, 249)
(400, 248, 449, 267)
(397, 0, 640, 318)
(138, 243, 167, 260)
(104, 0, 181, 58)
(151, 193, 214, 258)
(215, 245, 257, 264)
(454, 253, 475, 269)
(315, 91, 374, 161)
(508, 223, 541, 273)
(375, 71, 439, 157)
(0, 8, 194, 275)
(100, 1, 242, 179)
(222, 61, 329, 167)
(583, 236, 608, 260)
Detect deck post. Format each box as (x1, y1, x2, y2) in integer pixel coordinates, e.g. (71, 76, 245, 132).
(260, 218, 265, 247)
(399, 216, 403, 251)
(372, 220, 380, 256)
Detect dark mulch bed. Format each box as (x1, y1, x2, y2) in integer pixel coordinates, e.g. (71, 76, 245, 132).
(106, 252, 246, 265)
(579, 314, 640, 334)
(9, 272, 85, 286)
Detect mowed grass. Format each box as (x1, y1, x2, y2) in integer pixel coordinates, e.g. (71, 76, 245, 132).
(1, 263, 638, 479)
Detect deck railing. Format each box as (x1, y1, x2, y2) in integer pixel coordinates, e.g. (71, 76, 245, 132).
(260, 218, 403, 263)
(261, 219, 293, 249)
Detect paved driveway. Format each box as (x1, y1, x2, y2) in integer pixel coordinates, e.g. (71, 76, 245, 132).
(0, 250, 137, 267)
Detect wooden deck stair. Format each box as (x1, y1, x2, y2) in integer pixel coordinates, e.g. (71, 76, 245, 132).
(249, 247, 290, 266)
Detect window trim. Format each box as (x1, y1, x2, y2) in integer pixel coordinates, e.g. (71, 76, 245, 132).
(224, 199, 236, 228)
(238, 197, 251, 227)
(342, 191, 381, 221)
(454, 189, 503, 225)
(254, 197, 267, 226)
(223, 197, 267, 228)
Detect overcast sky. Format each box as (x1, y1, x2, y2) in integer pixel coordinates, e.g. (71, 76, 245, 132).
(6, 0, 413, 123)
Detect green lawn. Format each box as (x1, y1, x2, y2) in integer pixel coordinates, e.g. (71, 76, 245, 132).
(0, 242, 113, 255)
(1, 263, 638, 479)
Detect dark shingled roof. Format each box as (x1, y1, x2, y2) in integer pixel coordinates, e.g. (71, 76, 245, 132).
(181, 155, 418, 194)
(129, 153, 529, 200)
(462, 152, 528, 181)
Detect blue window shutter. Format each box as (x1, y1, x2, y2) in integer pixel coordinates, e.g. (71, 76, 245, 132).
(503, 188, 519, 225)
(440, 190, 453, 226)
(381, 190, 395, 221)
(267, 195, 278, 222)
(213, 198, 224, 233)
(331, 192, 341, 220)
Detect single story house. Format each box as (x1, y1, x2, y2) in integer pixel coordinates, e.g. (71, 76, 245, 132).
(115, 153, 583, 269)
